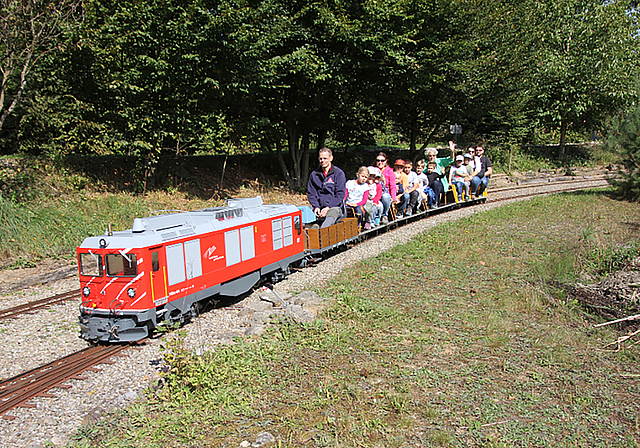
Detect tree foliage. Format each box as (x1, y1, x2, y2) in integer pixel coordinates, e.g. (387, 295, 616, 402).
(1, 0, 639, 186)
(605, 98, 640, 202)
(0, 0, 82, 131)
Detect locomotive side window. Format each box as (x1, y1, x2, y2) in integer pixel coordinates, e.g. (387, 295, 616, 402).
(283, 216, 293, 246)
(151, 251, 160, 272)
(294, 216, 301, 235)
(79, 253, 102, 276)
(105, 254, 138, 277)
(272, 219, 283, 250)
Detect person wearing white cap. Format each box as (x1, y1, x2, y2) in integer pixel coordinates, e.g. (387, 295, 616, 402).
(449, 154, 471, 200)
(364, 166, 384, 228)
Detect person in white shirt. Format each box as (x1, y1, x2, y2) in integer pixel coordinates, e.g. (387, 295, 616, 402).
(402, 160, 421, 215)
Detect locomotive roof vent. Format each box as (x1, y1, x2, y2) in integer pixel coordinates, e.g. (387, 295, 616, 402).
(227, 196, 263, 209)
(132, 218, 148, 233)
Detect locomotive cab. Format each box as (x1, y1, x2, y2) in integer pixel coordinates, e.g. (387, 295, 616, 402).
(77, 248, 152, 342)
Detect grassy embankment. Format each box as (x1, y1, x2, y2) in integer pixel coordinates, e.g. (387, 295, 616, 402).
(69, 190, 640, 448)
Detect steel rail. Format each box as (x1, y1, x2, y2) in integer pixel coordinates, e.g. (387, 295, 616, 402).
(0, 344, 132, 419)
(0, 175, 610, 420)
(0, 289, 81, 320)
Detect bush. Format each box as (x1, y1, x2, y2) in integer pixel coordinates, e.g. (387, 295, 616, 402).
(605, 102, 640, 202)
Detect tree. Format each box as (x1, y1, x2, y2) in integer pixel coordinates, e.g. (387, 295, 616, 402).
(377, 0, 468, 155)
(473, 0, 639, 159)
(605, 98, 640, 201)
(0, 0, 82, 131)
(233, 0, 387, 189)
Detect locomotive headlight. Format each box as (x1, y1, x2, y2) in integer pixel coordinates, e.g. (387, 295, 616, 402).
(82, 286, 91, 297)
(127, 288, 136, 298)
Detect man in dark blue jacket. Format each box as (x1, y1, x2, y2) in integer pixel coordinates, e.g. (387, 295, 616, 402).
(307, 147, 347, 228)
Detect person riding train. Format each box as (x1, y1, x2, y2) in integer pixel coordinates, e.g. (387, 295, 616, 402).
(307, 147, 347, 228)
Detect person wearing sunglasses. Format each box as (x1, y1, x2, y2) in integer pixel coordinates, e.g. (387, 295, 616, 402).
(374, 152, 395, 224)
(470, 146, 492, 198)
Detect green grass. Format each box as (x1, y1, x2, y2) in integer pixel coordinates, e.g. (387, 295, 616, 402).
(68, 190, 640, 448)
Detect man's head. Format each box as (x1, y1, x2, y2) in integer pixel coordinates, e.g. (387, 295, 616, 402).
(476, 146, 484, 156)
(318, 148, 333, 171)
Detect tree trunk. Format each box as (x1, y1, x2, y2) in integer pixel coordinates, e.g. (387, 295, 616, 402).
(409, 120, 417, 152)
(316, 130, 327, 150)
(559, 120, 567, 161)
(275, 140, 293, 189)
(287, 125, 301, 189)
(301, 132, 310, 189)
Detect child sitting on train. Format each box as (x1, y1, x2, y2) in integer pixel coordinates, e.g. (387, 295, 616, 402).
(345, 166, 371, 228)
(364, 166, 383, 229)
(449, 155, 471, 201)
(424, 161, 444, 208)
(393, 159, 409, 217)
(415, 159, 430, 210)
(402, 160, 421, 216)
(464, 153, 474, 178)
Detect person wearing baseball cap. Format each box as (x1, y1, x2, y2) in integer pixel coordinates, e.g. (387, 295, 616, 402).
(364, 166, 383, 228)
(393, 159, 409, 217)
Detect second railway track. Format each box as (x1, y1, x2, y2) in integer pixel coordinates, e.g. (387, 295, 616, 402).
(0, 289, 80, 320)
(0, 343, 135, 419)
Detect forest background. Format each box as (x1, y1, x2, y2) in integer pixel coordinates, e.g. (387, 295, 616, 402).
(1, 0, 640, 193)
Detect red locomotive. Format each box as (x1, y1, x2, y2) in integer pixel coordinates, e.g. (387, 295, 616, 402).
(77, 197, 307, 342)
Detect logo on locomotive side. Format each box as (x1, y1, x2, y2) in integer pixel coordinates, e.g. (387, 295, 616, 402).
(203, 244, 224, 262)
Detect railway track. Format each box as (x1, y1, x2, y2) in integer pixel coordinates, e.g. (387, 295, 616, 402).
(0, 289, 80, 320)
(0, 343, 135, 419)
(491, 177, 611, 201)
(0, 176, 612, 420)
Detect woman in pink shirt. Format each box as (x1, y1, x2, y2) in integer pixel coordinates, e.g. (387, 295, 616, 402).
(374, 152, 395, 224)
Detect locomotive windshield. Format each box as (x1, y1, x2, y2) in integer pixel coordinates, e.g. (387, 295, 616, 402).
(105, 253, 138, 277)
(79, 253, 103, 277)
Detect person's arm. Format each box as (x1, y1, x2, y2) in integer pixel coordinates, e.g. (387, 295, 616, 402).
(356, 190, 369, 206)
(307, 173, 321, 213)
(471, 156, 482, 177)
(385, 168, 397, 201)
(335, 170, 347, 207)
(373, 183, 383, 204)
(484, 157, 493, 177)
(407, 174, 419, 193)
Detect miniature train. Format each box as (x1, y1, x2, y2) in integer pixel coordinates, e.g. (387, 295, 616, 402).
(77, 194, 485, 343)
